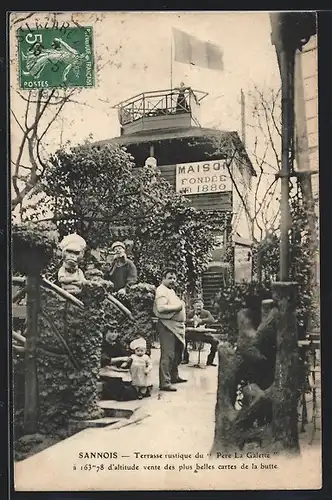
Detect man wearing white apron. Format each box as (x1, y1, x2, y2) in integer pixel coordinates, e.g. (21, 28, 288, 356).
(153, 268, 187, 391)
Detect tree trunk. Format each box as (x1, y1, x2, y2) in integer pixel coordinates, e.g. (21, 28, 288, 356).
(212, 345, 240, 453)
(212, 292, 301, 455)
(24, 275, 40, 434)
(256, 248, 262, 283)
(271, 282, 300, 453)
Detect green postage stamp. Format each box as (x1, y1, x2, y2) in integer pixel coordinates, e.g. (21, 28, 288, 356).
(17, 26, 95, 89)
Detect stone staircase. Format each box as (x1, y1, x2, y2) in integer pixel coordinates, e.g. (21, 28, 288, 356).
(70, 365, 148, 432)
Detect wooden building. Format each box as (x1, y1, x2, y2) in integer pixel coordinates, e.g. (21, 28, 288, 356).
(96, 87, 255, 304)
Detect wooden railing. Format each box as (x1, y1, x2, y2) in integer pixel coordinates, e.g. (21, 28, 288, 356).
(116, 87, 208, 126)
(13, 276, 134, 323)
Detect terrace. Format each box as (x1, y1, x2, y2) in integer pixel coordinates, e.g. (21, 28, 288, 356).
(114, 87, 208, 135)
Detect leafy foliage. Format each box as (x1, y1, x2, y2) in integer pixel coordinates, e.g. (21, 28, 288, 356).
(102, 283, 157, 350)
(13, 278, 161, 438)
(251, 232, 279, 282)
(13, 283, 110, 435)
(132, 204, 231, 292)
(251, 189, 318, 336)
(12, 221, 59, 275)
(31, 142, 230, 292)
(289, 193, 319, 334)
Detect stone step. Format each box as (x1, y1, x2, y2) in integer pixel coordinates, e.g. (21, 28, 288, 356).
(68, 417, 120, 432)
(97, 400, 142, 419)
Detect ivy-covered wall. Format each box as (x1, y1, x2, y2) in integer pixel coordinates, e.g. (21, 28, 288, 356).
(97, 283, 157, 351)
(13, 281, 158, 437)
(14, 282, 112, 436)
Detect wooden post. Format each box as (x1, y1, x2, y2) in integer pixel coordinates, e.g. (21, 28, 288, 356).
(271, 282, 300, 453)
(279, 46, 295, 282)
(24, 275, 40, 434)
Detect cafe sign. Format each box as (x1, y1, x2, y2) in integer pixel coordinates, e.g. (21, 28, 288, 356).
(175, 159, 232, 195)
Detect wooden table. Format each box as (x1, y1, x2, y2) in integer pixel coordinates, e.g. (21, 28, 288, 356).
(185, 327, 219, 368)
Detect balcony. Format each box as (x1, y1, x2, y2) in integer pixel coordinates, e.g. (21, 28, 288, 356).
(114, 87, 208, 135)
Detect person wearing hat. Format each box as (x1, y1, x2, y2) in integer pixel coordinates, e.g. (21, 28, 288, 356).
(184, 297, 219, 366)
(105, 241, 138, 296)
(121, 337, 152, 399)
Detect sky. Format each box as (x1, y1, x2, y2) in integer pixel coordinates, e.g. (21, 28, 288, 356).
(10, 11, 282, 231)
(68, 11, 280, 142)
(10, 11, 280, 146)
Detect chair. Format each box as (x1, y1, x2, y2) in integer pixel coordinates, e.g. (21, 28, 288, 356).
(308, 331, 321, 444)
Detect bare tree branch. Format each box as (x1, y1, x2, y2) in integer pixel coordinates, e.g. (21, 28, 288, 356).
(10, 109, 25, 133)
(259, 91, 281, 171)
(11, 87, 79, 209)
(11, 160, 31, 171)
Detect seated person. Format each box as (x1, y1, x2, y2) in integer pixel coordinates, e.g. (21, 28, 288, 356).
(101, 330, 130, 368)
(100, 330, 139, 402)
(183, 297, 219, 366)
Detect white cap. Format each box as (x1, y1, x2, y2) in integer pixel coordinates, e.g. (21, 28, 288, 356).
(130, 337, 146, 351)
(59, 234, 86, 253)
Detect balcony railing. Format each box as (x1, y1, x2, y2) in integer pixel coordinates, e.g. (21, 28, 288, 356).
(114, 87, 208, 127)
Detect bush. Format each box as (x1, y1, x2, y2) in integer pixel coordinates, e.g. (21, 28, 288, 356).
(34, 141, 231, 293)
(102, 283, 157, 352)
(12, 222, 58, 275)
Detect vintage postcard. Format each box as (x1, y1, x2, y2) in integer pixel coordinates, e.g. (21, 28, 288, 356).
(9, 11, 320, 491)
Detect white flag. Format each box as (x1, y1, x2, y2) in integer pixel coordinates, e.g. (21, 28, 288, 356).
(172, 28, 224, 71)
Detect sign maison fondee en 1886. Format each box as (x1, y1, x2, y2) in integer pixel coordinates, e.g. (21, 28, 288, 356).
(175, 159, 232, 195)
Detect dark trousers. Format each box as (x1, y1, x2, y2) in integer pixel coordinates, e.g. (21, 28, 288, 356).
(157, 321, 184, 388)
(183, 336, 218, 365)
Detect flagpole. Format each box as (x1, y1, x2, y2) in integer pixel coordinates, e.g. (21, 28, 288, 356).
(240, 89, 246, 147)
(170, 28, 173, 90)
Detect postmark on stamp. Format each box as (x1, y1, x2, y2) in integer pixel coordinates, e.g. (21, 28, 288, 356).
(17, 26, 94, 90)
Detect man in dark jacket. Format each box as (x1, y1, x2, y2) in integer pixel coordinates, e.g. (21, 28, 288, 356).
(183, 298, 219, 366)
(106, 241, 137, 296)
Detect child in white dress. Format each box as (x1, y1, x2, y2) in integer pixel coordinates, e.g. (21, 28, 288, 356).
(123, 338, 152, 399)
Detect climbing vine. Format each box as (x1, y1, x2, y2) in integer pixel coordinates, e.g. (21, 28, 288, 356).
(250, 185, 318, 337)
(213, 183, 317, 344)
(13, 282, 112, 437)
(101, 283, 157, 351)
(12, 221, 58, 275)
